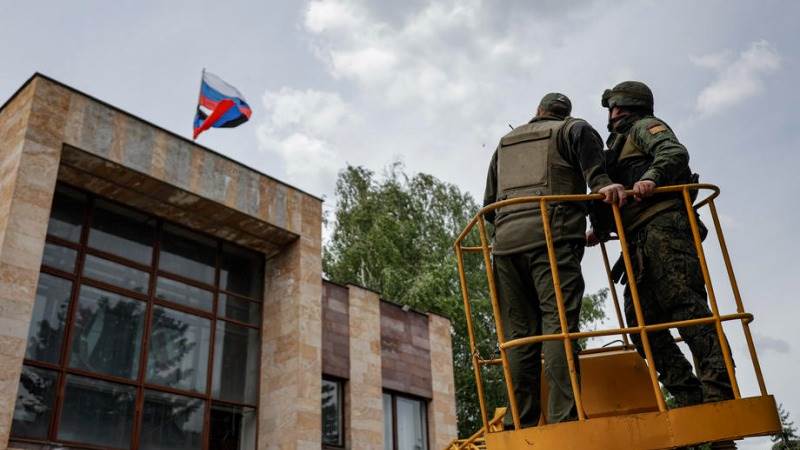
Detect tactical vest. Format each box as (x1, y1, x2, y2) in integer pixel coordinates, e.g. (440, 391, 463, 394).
(492, 118, 587, 255)
(609, 126, 692, 232)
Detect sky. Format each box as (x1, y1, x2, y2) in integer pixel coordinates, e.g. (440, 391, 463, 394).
(1, 1, 798, 447)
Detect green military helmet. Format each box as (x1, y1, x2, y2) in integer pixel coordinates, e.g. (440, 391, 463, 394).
(601, 81, 654, 110)
(539, 92, 572, 117)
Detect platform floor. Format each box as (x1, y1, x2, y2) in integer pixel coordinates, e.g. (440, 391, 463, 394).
(485, 396, 781, 450)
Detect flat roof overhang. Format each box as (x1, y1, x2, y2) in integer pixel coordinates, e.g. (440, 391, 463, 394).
(59, 144, 298, 257)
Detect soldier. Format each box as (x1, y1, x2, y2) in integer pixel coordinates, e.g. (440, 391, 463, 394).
(591, 81, 735, 449)
(484, 93, 623, 427)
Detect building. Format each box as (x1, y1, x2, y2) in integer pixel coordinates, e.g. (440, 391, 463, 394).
(0, 74, 457, 450)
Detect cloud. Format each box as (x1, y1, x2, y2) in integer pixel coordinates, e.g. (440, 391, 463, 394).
(689, 50, 732, 70)
(256, 88, 359, 195)
(303, 0, 545, 110)
(304, 0, 364, 33)
(694, 40, 781, 117)
(753, 333, 791, 355)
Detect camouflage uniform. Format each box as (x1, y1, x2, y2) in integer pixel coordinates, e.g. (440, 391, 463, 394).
(597, 82, 734, 409)
(484, 93, 613, 426)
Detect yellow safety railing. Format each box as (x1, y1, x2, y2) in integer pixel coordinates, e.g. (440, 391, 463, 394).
(445, 407, 506, 450)
(453, 183, 769, 432)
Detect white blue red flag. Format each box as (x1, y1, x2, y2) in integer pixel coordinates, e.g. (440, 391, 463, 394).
(193, 70, 252, 139)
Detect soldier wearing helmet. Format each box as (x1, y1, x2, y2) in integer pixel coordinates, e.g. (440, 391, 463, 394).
(592, 81, 736, 449)
(484, 93, 623, 427)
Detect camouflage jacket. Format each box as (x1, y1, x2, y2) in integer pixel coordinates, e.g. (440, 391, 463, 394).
(592, 115, 694, 236)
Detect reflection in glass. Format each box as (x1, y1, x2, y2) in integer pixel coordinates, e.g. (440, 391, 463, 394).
(155, 277, 213, 312)
(41, 242, 77, 273)
(159, 224, 216, 285)
(209, 403, 256, 450)
(212, 322, 259, 404)
(58, 375, 136, 448)
(322, 379, 343, 446)
(146, 306, 210, 393)
(25, 273, 72, 363)
(69, 286, 145, 379)
(397, 396, 428, 450)
(384, 394, 394, 450)
(47, 186, 85, 242)
(218, 294, 261, 326)
(11, 366, 58, 439)
(140, 390, 204, 450)
(89, 200, 155, 265)
(82, 254, 150, 294)
(220, 244, 264, 299)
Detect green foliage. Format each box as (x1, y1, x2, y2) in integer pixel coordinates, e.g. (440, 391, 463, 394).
(323, 163, 608, 437)
(772, 404, 800, 449)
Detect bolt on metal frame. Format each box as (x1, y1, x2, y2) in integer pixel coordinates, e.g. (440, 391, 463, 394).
(453, 183, 769, 435)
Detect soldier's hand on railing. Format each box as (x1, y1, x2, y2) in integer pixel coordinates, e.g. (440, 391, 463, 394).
(633, 180, 656, 200)
(598, 183, 627, 206)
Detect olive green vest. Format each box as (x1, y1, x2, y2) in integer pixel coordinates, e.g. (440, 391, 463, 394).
(493, 118, 587, 255)
(615, 133, 685, 231)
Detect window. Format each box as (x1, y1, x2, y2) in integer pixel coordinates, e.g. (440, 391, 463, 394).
(322, 378, 344, 447)
(11, 183, 265, 450)
(383, 392, 428, 450)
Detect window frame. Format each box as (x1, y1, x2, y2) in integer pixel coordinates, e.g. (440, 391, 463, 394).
(383, 389, 430, 450)
(11, 183, 265, 450)
(321, 376, 346, 449)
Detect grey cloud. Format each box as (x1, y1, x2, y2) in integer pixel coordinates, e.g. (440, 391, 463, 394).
(753, 333, 791, 355)
(693, 40, 781, 117)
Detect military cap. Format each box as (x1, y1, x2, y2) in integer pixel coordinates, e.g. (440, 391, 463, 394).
(539, 92, 572, 116)
(602, 81, 654, 110)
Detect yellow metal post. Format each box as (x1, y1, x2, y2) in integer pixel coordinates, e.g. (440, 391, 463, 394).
(455, 244, 491, 430)
(681, 189, 741, 399)
(600, 242, 630, 346)
(611, 203, 667, 412)
(476, 217, 521, 430)
(539, 199, 586, 420)
(707, 199, 768, 395)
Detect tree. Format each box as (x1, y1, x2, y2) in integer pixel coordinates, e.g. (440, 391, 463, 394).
(324, 163, 608, 436)
(772, 404, 800, 450)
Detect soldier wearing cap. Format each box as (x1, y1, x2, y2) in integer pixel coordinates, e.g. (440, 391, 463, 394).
(591, 81, 736, 449)
(483, 93, 623, 427)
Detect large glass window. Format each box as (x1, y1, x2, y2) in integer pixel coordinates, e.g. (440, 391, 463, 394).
(209, 404, 256, 450)
(146, 306, 210, 393)
(88, 200, 155, 265)
(384, 392, 429, 450)
(322, 378, 344, 447)
(69, 285, 145, 379)
(11, 183, 265, 450)
(159, 224, 216, 285)
(11, 366, 58, 439)
(25, 274, 72, 364)
(58, 375, 137, 448)
(211, 321, 259, 404)
(140, 390, 204, 450)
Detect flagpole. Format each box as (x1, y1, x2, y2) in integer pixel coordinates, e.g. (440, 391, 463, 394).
(193, 68, 206, 140)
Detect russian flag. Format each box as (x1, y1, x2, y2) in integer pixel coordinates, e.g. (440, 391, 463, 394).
(193, 70, 252, 139)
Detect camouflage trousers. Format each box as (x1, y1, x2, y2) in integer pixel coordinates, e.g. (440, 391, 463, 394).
(623, 210, 734, 407)
(494, 242, 584, 427)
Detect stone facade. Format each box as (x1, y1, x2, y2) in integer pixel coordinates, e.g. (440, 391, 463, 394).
(322, 282, 350, 379)
(428, 314, 458, 450)
(0, 77, 64, 448)
(347, 286, 385, 449)
(0, 74, 457, 450)
(381, 301, 433, 398)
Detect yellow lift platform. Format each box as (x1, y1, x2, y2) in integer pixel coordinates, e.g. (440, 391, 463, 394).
(448, 184, 781, 450)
